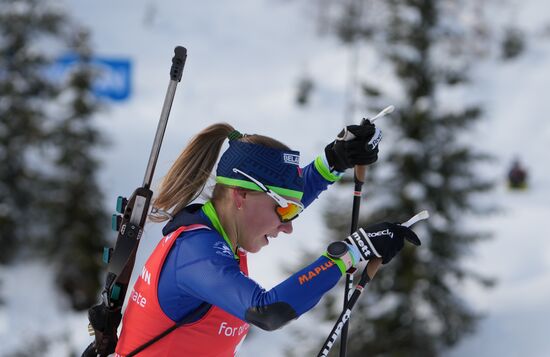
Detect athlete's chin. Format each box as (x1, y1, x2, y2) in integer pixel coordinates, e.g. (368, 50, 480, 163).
(244, 238, 268, 254)
(247, 247, 262, 254)
(246, 244, 264, 254)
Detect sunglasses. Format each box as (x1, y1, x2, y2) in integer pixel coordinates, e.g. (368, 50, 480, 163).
(232, 168, 304, 222)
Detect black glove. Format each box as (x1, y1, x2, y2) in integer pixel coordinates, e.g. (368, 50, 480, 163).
(325, 121, 382, 172)
(83, 304, 122, 356)
(345, 222, 421, 264)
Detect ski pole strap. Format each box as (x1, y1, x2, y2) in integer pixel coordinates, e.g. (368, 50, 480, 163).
(127, 302, 212, 357)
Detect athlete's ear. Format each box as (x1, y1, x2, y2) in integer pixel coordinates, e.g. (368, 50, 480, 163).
(232, 188, 248, 210)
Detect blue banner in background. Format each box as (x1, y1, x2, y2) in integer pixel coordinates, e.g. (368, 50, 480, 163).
(51, 55, 132, 102)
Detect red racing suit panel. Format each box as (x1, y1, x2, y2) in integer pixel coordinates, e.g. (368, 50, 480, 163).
(115, 224, 250, 357)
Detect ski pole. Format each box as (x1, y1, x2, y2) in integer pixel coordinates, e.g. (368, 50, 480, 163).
(340, 105, 394, 357)
(322, 210, 429, 357)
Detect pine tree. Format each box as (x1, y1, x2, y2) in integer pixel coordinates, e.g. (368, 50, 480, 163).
(43, 30, 110, 310)
(295, 0, 497, 355)
(0, 0, 108, 310)
(0, 0, 61, 263)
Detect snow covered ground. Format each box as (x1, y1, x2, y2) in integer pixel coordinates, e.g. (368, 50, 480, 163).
(1, 0, 549, 356)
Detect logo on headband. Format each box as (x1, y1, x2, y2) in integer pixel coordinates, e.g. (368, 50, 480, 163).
(283, 153, 300, 166)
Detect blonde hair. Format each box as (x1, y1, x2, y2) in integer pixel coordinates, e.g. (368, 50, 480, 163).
(151, 122, 289, 222)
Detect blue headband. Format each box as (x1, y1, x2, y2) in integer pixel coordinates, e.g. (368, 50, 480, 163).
(216, 140, 304, 199)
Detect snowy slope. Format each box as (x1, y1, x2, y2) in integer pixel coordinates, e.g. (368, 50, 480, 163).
(1, 0, 549, 356)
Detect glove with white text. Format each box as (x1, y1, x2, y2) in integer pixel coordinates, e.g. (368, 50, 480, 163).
(345, 222, 421, 264)
(324, 121, 382, 172)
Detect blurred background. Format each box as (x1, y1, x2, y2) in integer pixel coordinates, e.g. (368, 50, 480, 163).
(1, 0, 549, 356)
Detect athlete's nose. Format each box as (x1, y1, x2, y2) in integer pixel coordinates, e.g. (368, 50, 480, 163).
(279, 221, 293, 234)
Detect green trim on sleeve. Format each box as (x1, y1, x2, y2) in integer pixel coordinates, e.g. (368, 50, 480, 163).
(322, 253, 347, 275)
(314, 155, 344, 183)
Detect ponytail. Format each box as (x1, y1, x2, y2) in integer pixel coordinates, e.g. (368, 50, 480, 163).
(150, 123, 234, 222)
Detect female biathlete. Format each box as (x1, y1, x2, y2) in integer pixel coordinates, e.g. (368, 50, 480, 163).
(115, 122, 420, 356)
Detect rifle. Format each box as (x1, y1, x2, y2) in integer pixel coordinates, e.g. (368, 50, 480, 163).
(82, 46, 187, 357)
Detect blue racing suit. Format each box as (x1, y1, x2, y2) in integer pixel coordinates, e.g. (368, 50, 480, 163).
(157, 156, 347, 331)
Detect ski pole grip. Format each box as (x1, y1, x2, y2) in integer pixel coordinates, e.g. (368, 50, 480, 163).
(366, 258, 382, 279)
(170, 46, 187, 82)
